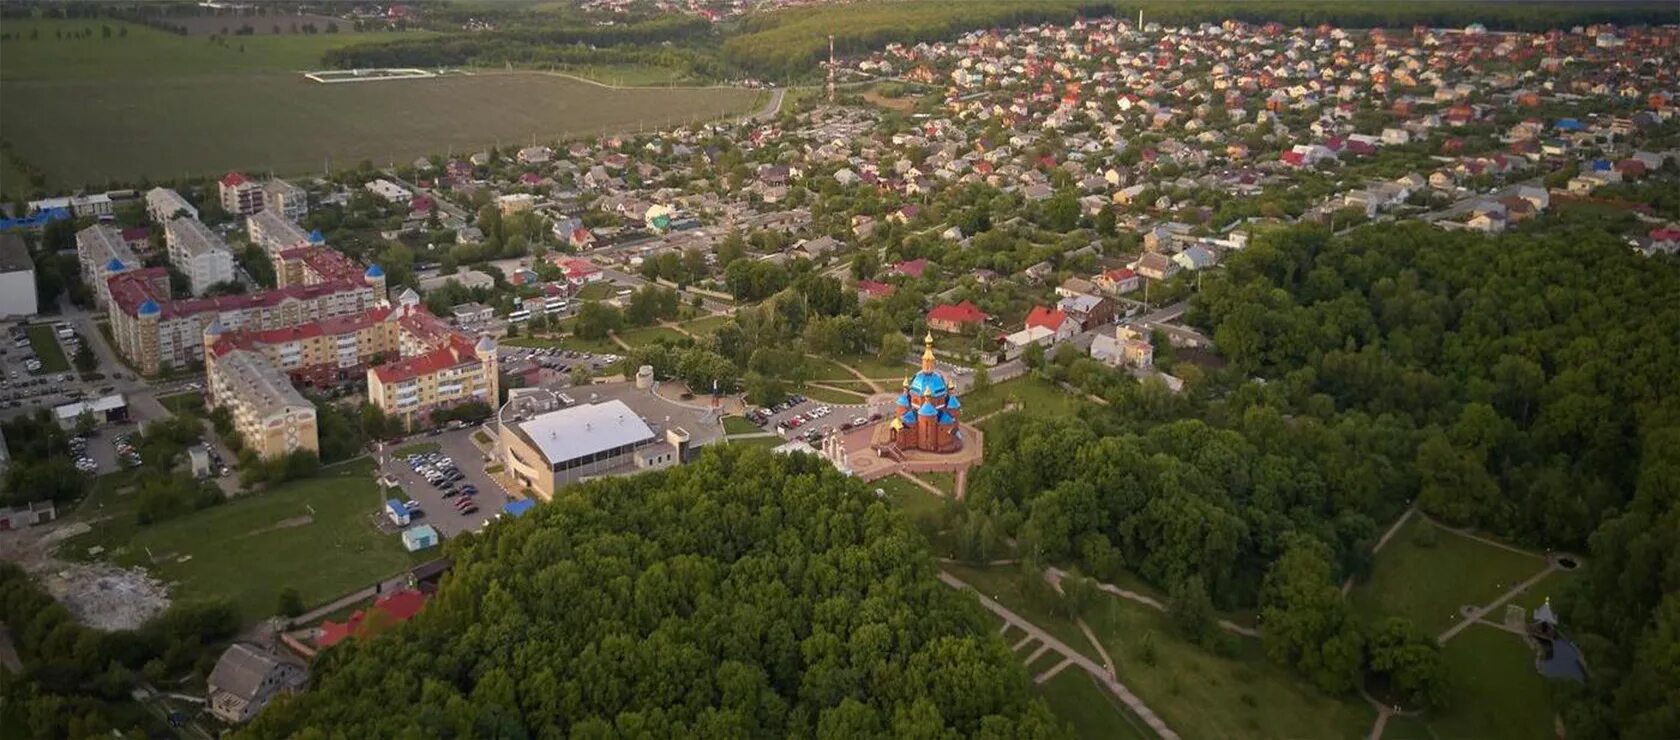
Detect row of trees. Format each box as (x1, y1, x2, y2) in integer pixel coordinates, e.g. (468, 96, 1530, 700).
(242, 447, 1066, 737)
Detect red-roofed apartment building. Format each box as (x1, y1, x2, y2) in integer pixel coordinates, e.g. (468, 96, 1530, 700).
(927, 301, 988, 333)
(316, 590, 428, 650)
(1024, 305, 1080, 343)
(219, 172, 264, 216)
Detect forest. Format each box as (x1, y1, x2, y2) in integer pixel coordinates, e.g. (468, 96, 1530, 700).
(959, 219, 1679, 735)
(240, 447, 1064, 738)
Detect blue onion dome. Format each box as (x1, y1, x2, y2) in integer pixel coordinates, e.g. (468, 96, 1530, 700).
(308, 229, 326, 244)
(939, 411, 955, 425)
(475, 335, 496, 353)
(137, 298, 161, 317)
(897, 393, 911, 407)
(901, 409, 917, 425)
(204, 319, 226, 337)
(945, 395, 961, 410)
(908, 370, 949, 397)
(365, 263, 385, 279)
(918, 400, 938, 417)
(105, 257, 126, 272)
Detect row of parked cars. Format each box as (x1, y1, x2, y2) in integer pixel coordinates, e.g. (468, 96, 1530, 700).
(404, 451, 481, 516)
(744, 395, 811, 427)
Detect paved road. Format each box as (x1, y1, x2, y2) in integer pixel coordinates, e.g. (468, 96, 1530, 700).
(939, 570, 1179, 740)
(375, 426, 507, 537)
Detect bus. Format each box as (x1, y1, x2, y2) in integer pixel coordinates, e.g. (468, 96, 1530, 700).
(506, 309, 531, 323)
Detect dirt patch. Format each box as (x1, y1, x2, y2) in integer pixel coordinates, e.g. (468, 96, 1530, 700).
(38, 561, 170, 631)
(238, 515, 314, 540)
(863, 90, 916, 112)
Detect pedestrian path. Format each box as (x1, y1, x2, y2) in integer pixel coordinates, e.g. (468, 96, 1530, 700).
(939, 570, 1178, 740)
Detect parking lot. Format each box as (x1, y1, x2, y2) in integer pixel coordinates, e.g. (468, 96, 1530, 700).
(496, 345, 621, 381)
(376, 426, 505, 537)
(749, 395, 879, 445)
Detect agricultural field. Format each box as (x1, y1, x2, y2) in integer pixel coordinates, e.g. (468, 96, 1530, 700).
(0, 19, 764, 195)
(59, 460, 424, 623)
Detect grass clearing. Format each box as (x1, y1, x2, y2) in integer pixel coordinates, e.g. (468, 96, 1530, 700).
(391, 442, 440, 457)
(1, 19, 762, 191)
(575, 283, 616, 301)
(840, 354, 916, 379)
(1431, 626, 1558, 740)
(722, 416, 762, 435)
(156, 391, 206, 417)
(946, 564, 1374, 739)
(1351, 516, 1547, 634)
(24, 324, 69, 373)
(877, 474, 948, 520)
(59, 460, 424, 623)
(616, 325, 687, 347)
(960, 376, 1081, 420)
(723, 435, 784, 450)
(1037, 667, 1153, 740)
(798, 384, 869, 404)
(680, 314, 732, 335)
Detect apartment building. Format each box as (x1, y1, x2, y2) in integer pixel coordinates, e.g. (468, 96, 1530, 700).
(366, 317, 498, 429)
(247, 209, 313, 255)
(261, 179, 308, 220)
(204, 339, 319, 459)
(75, 224, 140, 308)
(164, 217, 235, 295)
(219, 172, 264, 216)
(209, 305, 403, 388)
(273, 246, 375, 290)
(146, 187, 197, 223)
(105, 264, 383, 376)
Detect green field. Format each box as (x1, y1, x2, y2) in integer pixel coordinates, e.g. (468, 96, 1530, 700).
(391, 442, 440, 457)
(721, 416, 762, 435)
(680, 314, 732, 335)
(575, 283, 617, 300)
(959, 376, 1082, 420)
(947, 564, 1375, 739)
(616, 325, 687, 346)
(1351, 516, 1548, 634)
(1036, 667, 1153, 740)
(721, 435, 783, 450)
(876, 474, 948, 520)
(0, 19, 763, 194)
(24, 325, 69, 373)
(155, 391, 206, 416)
(798, 384, 869, 404)
(1431, 626, 1558, 739)
(59, 460, 423, 623)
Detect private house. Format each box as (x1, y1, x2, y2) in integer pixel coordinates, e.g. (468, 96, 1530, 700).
(927, 301, 988, 333)
(1133, 252, 1180, 281)
(1057, 293, 1115, 330)
(1024, 305, 1079, 343)
(1095, 267, 1140, 295)
(207, 644, 307, 724)
(856, 280, 896, 302)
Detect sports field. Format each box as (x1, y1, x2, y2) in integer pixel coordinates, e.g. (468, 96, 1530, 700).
(1, 19, 764, 193)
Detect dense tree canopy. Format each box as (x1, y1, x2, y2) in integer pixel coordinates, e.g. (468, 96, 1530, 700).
(243, 447, 1062, 738)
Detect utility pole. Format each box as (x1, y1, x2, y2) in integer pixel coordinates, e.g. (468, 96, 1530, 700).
(827, 34, 837, 104)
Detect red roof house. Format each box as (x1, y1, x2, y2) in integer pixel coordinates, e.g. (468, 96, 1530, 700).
(317, 589, 428, 649)
(893, 259, 929, 279)
(927, 301, 988, 333)
(1024, 305, 1079, 341)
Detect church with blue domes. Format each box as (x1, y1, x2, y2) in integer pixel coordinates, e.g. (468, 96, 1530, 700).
(891, 333, 964, 453)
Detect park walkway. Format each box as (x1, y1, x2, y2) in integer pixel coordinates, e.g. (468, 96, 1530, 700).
(807, 354, 885, 394)
(1436, 562, 1558, 644)
(939, 570, 1179, 740)
(1344, 505, 1419, 594)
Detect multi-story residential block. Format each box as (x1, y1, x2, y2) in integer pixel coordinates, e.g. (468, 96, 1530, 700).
(145, 187, 197, 223)
(273, 245, 375, 289)
(247, 209, 313, 256)
(204, 335, 320, 459)
(75, 224, 141, 309)
(29, 194, 114, 219)
(219, 172, 264, 216)
(261, 179, 308, 220)
(104, 261, 384, 376)
(164, 217, 236, 295)
(367, 323, 498, 429)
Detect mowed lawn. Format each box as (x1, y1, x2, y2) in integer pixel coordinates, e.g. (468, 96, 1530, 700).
(946, 564, 1375, 739)
(1350, 515, 1548, 634)
(960, 376, 1084, 421)
(1, 19, 763, 191)
(1036, 667, 1153, 740)
(25, 324, 69, 372)
(1431, 626, 1558, 740)
(62, 460, 423, 623)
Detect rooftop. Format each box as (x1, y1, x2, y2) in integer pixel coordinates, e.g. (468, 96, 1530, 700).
(515, 399, 658, 466)
(0, 233, 34, 274)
